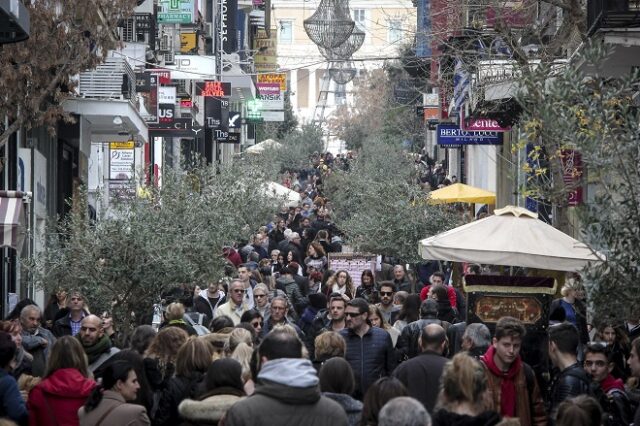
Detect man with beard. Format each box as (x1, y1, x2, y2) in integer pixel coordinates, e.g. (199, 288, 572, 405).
(77, 315, 119, 374)
(375, 282, 400, 324)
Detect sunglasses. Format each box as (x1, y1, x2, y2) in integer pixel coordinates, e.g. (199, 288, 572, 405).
(251, 321, 263, 327)
(345, 312, 363, 318)
(380, 291, 393, 296)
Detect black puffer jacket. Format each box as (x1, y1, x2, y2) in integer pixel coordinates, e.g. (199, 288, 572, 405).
(549, 363, 591, 417)
(340, 326, 397, 399)
(155, 371, 205, 426)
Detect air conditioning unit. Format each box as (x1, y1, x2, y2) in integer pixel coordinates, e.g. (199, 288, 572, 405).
(159, 33, 170, 52)
(204, 22, 214, 39)
(164, 51, 175, 64)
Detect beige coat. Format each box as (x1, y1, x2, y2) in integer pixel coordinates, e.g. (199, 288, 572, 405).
(78, 390, 150, 426)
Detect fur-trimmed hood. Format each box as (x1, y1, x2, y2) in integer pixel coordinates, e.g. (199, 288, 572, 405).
(178, 393, 244, 424)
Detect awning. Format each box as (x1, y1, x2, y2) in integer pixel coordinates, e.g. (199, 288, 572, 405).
(419, 205, 604, 272)
(63, 98, 149, 143)
(0, 191, 27, 251)
(428, 183, 496, 205)
(245, 139, 282, 154)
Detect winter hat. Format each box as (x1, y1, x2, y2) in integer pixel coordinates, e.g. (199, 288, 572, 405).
(309, 293, 328, 310)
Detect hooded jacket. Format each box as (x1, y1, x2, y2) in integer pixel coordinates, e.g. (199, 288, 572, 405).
(27, 368, 96, 426)
(194, 289, 225, 325)
(178, 387, 245, 426)
(224, 358, 348, 426)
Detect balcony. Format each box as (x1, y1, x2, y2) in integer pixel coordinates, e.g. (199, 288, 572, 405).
(77, 54, 137, 102)
(588, 0, 640, 35)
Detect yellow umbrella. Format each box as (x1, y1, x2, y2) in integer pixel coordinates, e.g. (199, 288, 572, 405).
(428, 183, 496, 205)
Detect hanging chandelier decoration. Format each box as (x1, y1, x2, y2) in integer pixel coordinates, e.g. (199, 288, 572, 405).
(318, 25, 365, 60)
(329, 60, 357, 85)
(304, 0, 355, 49)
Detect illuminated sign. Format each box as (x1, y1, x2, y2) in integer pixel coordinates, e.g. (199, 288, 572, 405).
(196, 81, 232, 97)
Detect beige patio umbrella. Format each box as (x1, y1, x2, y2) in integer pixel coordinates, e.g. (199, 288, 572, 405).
(419, 205, 604, 272)
(245, 139, 282, 154)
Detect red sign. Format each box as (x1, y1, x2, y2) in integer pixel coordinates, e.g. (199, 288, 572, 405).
(461, 111, 511, 132)
(196, 81, 232, 97)
(561, 150, 583, 206)
(180, 99, 193, 107)
(148, 69, 171, 85)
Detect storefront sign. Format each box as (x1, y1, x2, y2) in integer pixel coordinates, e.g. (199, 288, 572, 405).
(180, 33, 197, 53)
(158, 0, 194, 24)
(257, 73, 287, 91)
(158, 103, 175, 123)
(221, 0, 238, 53)
(561, 150, 583, 206)
(256, 83, 284, 110)
(196, 81, 232, 97)
(461, 111, 511, 132)
(436, 123, 503, 146)
(110, 146, 135, 180)
(148, 118, 203, 137)
(229, 111, 241, 128)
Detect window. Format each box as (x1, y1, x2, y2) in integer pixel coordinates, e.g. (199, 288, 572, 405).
(334, 83, 347, 105)
(388, 19, 403, 44)
(353, 9, 366, 30)
(279, 21, 293, 44)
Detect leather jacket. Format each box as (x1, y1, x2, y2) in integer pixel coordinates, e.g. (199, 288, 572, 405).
(549, 363, 591, 417)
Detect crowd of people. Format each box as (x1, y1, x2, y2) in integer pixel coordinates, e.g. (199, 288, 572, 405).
(0, 151, 638, 426)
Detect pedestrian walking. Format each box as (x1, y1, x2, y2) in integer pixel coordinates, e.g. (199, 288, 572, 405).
(78, 360, 150, 426)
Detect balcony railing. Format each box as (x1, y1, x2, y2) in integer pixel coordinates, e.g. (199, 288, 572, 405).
(77, 55, 137, 102)
(588, 0, 640, 35)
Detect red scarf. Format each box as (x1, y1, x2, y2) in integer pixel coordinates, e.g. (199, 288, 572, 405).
(601, 374, 624, 393)
(481, 345, 522, 417)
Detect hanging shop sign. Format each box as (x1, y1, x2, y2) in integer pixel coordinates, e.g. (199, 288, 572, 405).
(461, 111, 511, 132)
(257, 73, 287, 91)
(196, 81, 232, 97)
(256, 83, 284, 110)
(221, 0, 238, 53)
(158, 0, 194, 24)
(436, 123, 503, 146)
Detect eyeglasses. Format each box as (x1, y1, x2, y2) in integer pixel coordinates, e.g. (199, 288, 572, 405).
(254, 294, 266, 298)
(345, 312, 363, 318)
(232, 289, 246, 294)
(380, 291, 393, 296)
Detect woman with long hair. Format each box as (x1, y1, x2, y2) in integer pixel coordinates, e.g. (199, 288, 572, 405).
(304, 242, 328, 275)
(368, 305, 400, 348)
(0, 320, 32, 379)
(79, 360, 149, 425)
(27, 336, 96, 426)
(627, 337, 640, 425)
(143, 326, 188, 418)
(0, 331, 28, 424)
(432, 353, 501, 426)
(392, 294, 422, 333)
(319, 357, 362, 426)
(356, 270, 379, 304)
(360, 377, 408, 426)
(240, 310, 264, 340)
(178, 358, 246, 425)
(154, 336, 212, 425)
(225, 328, 255, 395)
(598, 322, 630, 380)
(325, 270, 356, 300)
(43, 289, 67, 330)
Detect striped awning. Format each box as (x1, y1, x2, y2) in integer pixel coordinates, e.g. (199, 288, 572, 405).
(0, 191, 27, 251)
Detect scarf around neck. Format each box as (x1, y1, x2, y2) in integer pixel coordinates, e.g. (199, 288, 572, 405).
(481, 345, 522, 417)
(601, 374, 625, 393)
(78, 334, 112, 364)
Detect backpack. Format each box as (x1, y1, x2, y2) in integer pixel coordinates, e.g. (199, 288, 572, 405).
(183, 312, 210, 336)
